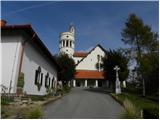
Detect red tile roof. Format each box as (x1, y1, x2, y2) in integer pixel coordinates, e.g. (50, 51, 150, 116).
(73, 52, 88, 57)
(75, 70, 106, 79)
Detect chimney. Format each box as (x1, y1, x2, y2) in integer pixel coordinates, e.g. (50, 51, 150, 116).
(0, 20, 7, 27)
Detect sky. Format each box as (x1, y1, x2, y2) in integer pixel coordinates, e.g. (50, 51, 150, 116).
(1, 1, 159, 55)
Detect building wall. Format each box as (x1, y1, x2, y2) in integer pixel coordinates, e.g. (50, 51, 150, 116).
(1, 35, 22, 93)
(21, 39, 58, 95)
(76, 46, 105, 71)
(73, 57, 83, 64)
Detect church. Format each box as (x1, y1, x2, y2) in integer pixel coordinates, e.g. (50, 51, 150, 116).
(59, 25, 108, 88)
(1, 20, 108, 96)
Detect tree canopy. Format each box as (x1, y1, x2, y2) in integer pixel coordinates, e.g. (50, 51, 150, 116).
(121, 13, 159, 96)
(103, 50, 129, 90)
(56, 54, 76, 85)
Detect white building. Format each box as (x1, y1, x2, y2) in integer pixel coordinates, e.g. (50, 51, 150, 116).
(59, 25, 108, 87)
(1, 20, 60, 95)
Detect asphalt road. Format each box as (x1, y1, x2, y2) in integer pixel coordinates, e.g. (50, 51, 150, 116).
(43, 87, 124, 119)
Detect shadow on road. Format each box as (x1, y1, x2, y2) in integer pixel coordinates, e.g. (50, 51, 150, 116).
(83, 87, 113, 94)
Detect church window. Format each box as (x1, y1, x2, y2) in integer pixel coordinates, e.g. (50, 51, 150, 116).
(40, 73, 43, 85)
(35, 66, 41, 85)
(70, 41, 72, 47)
(45, 72, 49, 87)
(97, 55, 100, 62)
(51, 77, 55, 88)
(66, 35, 69, 38)
(66, 40, 69, 47)
(48, 77, 51, 87)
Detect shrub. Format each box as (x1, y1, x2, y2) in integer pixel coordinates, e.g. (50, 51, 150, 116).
(63, 85, 71, 93)
(1, 96, 14, 105)
(143, 107, 159, 119)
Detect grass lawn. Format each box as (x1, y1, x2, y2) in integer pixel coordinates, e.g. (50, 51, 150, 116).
(111, 92, 159, 118)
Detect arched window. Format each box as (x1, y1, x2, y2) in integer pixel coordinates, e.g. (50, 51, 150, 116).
(70, 41, 72, 47)
(52, 77, 55, 88)
(35, 66, 41, 85)
(66, 40, 69, 47)
(45, 72, 49, 87)
(97, 55, 100, 62)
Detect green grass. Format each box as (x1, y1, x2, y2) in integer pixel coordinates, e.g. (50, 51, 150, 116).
(111, 93, 159, 118)
(19, 105, 43, 119)
(29, 95, 46, 101)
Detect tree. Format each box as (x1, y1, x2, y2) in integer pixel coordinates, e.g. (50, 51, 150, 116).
(103, 50, 129, 91)
(56, 54, 76, 86)
(121, 13, 159, 96)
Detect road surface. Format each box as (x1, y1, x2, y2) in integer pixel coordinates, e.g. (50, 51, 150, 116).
(43, 88, 124, 119)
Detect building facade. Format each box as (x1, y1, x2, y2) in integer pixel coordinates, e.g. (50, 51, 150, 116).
(1, 20, 59, 95)
(59, 25, 108, 88)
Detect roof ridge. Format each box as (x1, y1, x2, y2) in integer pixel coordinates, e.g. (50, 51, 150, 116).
(75, 44, 107, 66)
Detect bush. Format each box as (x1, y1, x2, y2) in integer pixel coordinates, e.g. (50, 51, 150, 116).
(143, 108, 159, 119)
(1, 96, 14, 105)
(63, 85, 71, 93)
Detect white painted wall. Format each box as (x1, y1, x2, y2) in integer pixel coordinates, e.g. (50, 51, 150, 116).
(59, 32, 75, 56)
(76, 46, 105, 71)
(1, 35, 22, 93)
(73, 57, 83, 64)
(22, 40, 58, 96)
(1, 33, 58, 95)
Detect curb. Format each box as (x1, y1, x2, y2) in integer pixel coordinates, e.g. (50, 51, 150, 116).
(41, 95, 62, 106)
(109, 93, 124, 107)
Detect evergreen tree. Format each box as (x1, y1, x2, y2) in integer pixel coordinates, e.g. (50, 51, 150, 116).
(121, 13, 159, 96)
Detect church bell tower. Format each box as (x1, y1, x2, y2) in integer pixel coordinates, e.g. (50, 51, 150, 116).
(59, 24, 75, 57)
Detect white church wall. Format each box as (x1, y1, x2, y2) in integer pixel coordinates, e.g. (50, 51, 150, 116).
(1, 35, 22, 93)
(76, 46, 105, 71)
(73, 57, 83, 64)
(22, 40, 58, 95)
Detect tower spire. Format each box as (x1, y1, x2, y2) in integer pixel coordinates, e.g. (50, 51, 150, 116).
(69, 22, 75, 35)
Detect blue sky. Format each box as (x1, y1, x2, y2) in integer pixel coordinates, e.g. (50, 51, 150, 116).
(1, 1, 158, 54)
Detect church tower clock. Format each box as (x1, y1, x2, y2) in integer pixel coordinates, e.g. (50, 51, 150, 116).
(59, 24, 75, 57)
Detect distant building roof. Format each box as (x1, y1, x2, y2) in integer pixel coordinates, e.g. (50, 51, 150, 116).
(73, 52, 88, 57)
(75, 70, 106, 79)
(1, 22, 60, 71)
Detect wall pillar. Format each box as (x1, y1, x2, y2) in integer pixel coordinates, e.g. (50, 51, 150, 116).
(85, 80, 87, 87)
(95, 80, 98, 87)
(73, 80, 76, 87)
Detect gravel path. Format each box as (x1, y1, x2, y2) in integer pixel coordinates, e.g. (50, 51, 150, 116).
(43, 87, 124, 119)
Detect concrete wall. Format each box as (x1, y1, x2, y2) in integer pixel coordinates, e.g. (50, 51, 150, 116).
(76, 46, 105, 71)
